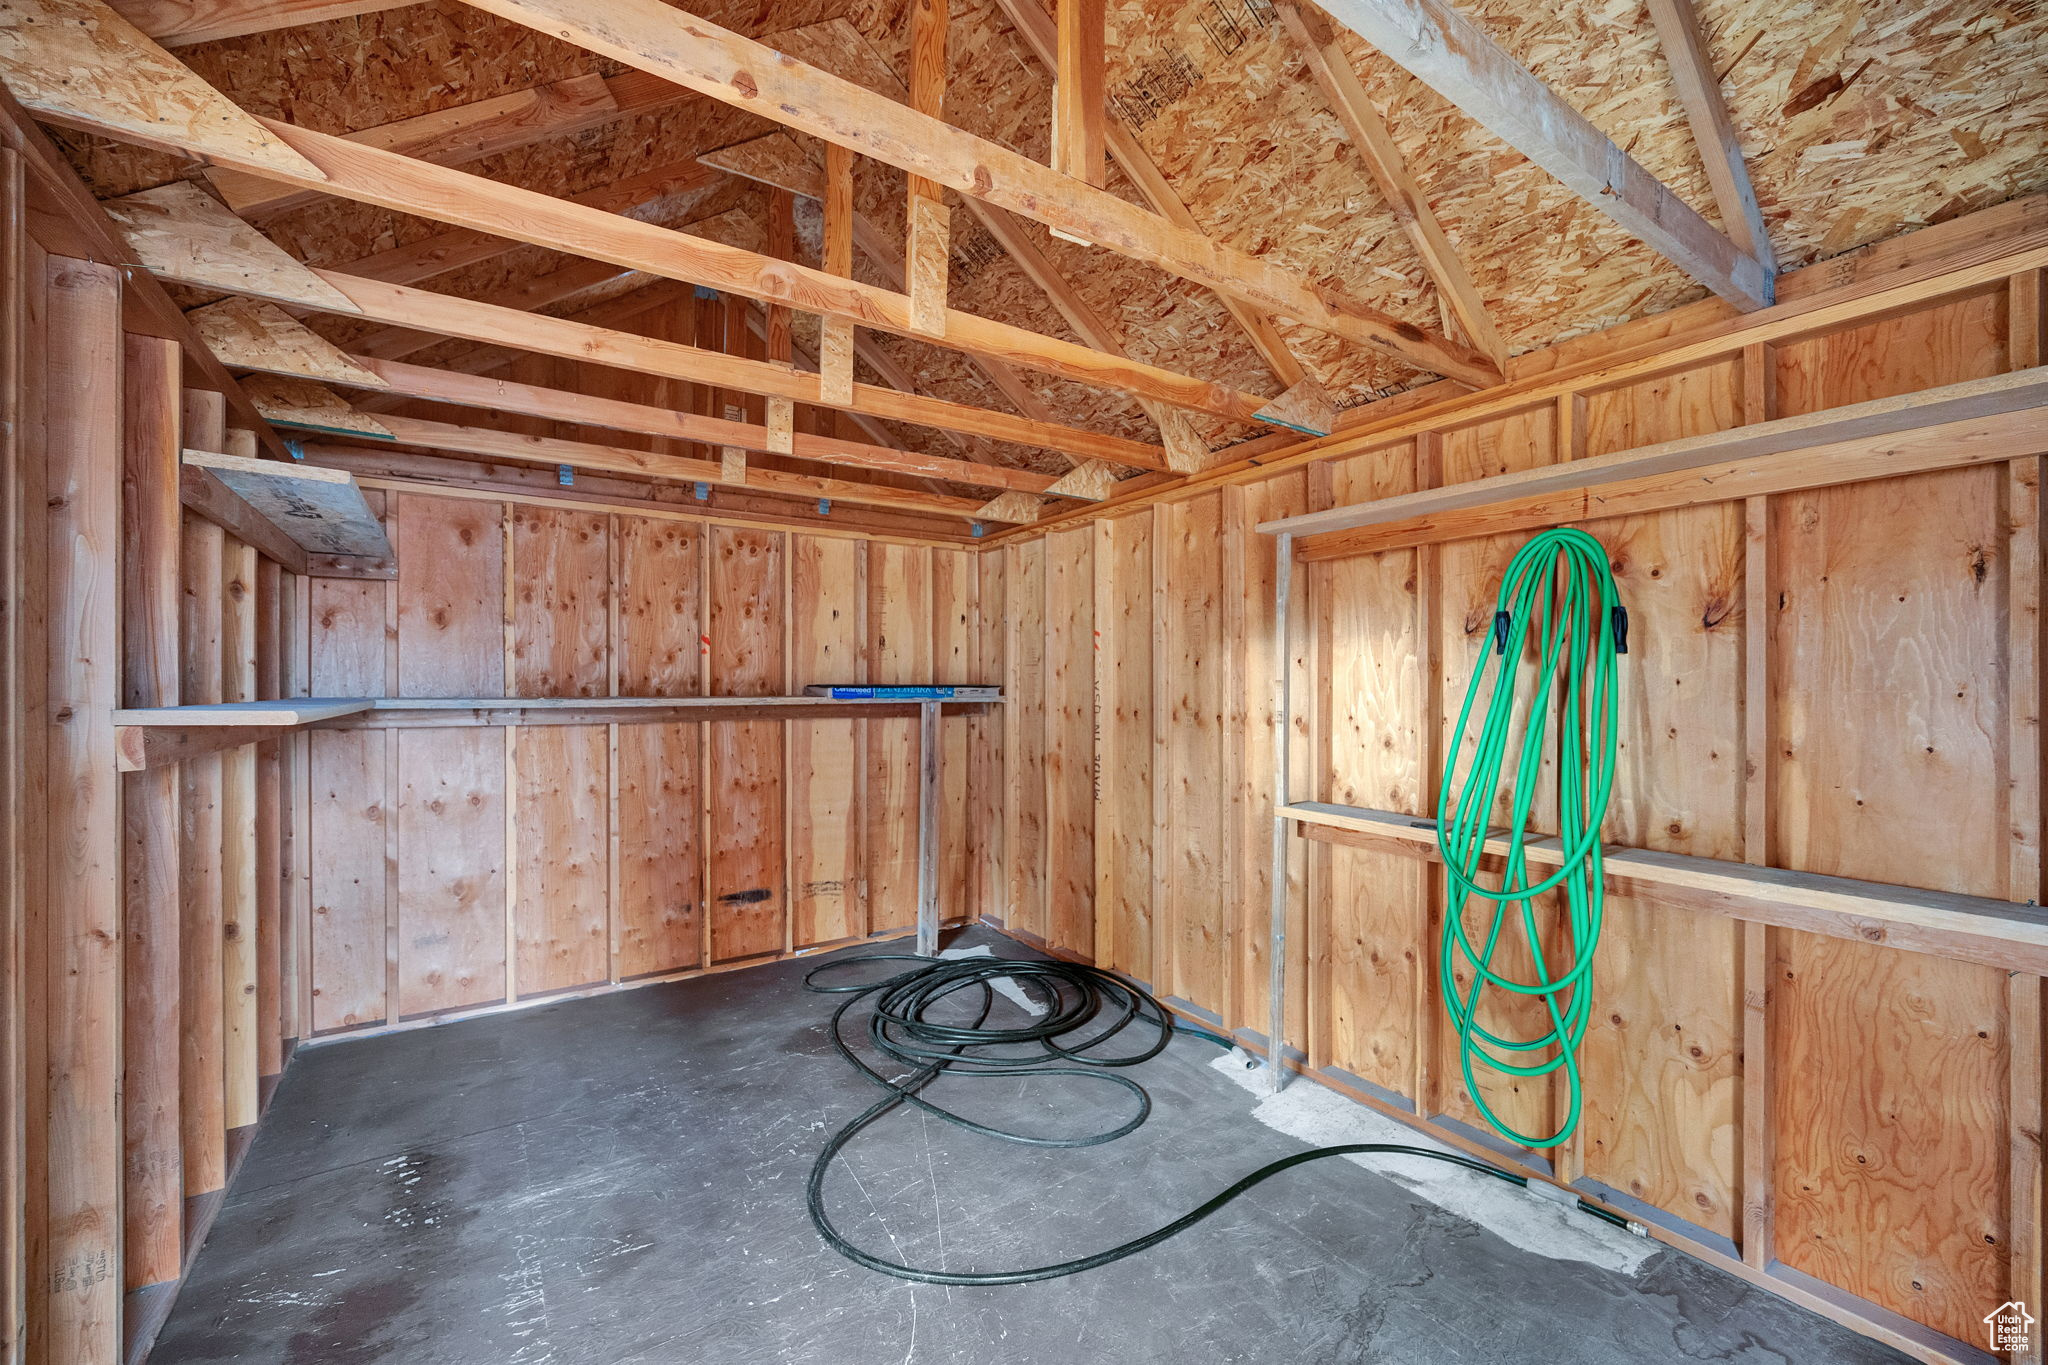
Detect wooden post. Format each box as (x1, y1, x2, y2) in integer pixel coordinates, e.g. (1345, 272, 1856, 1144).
(1053, 0, 1106, 189)
(42, 252, 124, 1363)
(916, 699, 942, 957)
(1739, 340, 1775, 1271)
(120, 332, 185, 1293)
(1267, 532, 1293, 1093)
(179, 391, 230, 1212)
(221, 537, 261, 1135)
(905, 0, 950, 335)
(820, 143, 857, 407)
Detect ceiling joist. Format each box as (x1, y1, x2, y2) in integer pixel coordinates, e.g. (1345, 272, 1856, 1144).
(1314, 0, 1774, 309)
(105, 0, 410, 47)
(2, 0, 1273, 426)
(450, 0, 1503, 386)
(1644, 0, 1774, 271)
(104, 188, 1176, 469)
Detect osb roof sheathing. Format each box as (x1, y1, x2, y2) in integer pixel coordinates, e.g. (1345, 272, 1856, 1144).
(38, 0, 2048, 474)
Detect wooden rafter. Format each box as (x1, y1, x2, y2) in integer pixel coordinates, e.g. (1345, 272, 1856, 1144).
(108, 195, 1176, 468)
(361, 414, 1040, 522)
(1314, 0, 1773, 309)
(1645, 0, 1774, 270)
(1277, 1, 1505, 365)
(349, 256, 641, 361)
(7, 1, 1269, 422)
(819, 140, 857, 406)
(986, 0, 1306, 389)
(450, 0, 1503, 385)
(335, 156, 723, 287)
(105, 0, 411, 46)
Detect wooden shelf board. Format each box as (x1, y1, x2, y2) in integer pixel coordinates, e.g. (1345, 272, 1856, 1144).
(363, 694, 1003, 710)
(183, 448, 394, 558)
(1284, 801, 2048, 976)
(1254, 365, 2048, 544)
(113, 699, 374, 726)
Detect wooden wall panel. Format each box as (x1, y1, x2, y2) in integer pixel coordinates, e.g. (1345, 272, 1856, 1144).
(932, 547, 974, 923)
(708, 526, 786, 961)
(395, 729, 505, 1017)
(1092, 513, 1153, 984)
(175, 516, 226, 1197)
(510, 506, 610, 697)
(1002, 540, 1046, 938)
(1571, 364, 1746, 1236)
(394, 493, 503, 697)
(512, 725, 609, 996)
(308, 730, 385, 1033)
(790, 535, 864, 946)
(1044, 526, 1095, 957)
(867, 542, 931, 935)
(614, 723, 700, 978)
(1160, 493, 1229, 1014)
(1432, 407, 1561, 1140)
(971, 550, 1007, 923)
(1317, 445, 1427, 1097)
(614, 517, 702, 696)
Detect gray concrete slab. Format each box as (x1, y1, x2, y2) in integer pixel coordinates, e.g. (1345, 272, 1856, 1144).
(151, 927, 1914, 1365)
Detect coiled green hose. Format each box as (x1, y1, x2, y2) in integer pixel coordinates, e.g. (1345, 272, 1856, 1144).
(1438, 527, 1623, 1150)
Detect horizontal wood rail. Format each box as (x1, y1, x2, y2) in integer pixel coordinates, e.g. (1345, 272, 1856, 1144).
(1257, 366, 2048, 559)
(341, 695, 1003, 728)
(1288, 801, 2048, 978)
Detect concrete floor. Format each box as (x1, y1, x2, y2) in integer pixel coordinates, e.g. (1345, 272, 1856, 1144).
(152, 927, 1913, 1365)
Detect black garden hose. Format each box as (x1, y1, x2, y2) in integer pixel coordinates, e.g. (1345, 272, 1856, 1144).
(803, 953, 1632, 1286)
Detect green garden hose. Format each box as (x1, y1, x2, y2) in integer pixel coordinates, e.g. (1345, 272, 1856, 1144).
(1437, 527, 1624, 1150)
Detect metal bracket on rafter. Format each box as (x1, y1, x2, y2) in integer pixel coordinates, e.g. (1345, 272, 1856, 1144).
(283, 437, 306, 461)
(694, 482, 710, 501)
(557, 465, 575, 486)
(817, 499, 831, 516)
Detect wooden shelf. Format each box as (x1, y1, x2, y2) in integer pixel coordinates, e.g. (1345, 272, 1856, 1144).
(184, 449, 394, 559)
(349, 694, 1004, 727)
(1284, 800, 2048, 976)
(1254, 366, 2048, 559)
(113, 699, 374, 727)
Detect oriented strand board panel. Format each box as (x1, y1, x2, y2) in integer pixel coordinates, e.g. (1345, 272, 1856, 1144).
(708, 526, 786, 962)
(1161, 493, 1229, 1013)
(1317, 445, 1427, 1094)
(866, 542, 931, 935)
(512, 725, 609, 995)
(790, 535, 864, 946)
(396, 729, 505, 1017)
(307, 730, 385, 1032)
(394, 493, 503, 696)
(615, 723, 701, 979)
(1044, 526, 1095, 957)
(1002, 540, 1046, 938)
(1094, 513, 1154, 983)
(510, 506, 610, 697)
(1574, 365, 1745, 1240)
(931, 548, 975, 923)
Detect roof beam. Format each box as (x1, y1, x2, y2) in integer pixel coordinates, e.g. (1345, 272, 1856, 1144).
(106, 192, 1174, 467)
(1313, 0, 1772, 309)
(450, 0, 1502, 385)
(333, 156, 722, 286)
(1644, 0, 1773, 270)
(22, 26, 1262, 426)
(1277, 1, 1504, 365)
(904, 0, 949, 335)
(350, 256, 642, 361)
(986, 0, 1305, 388)
(370, 414, 1011, 521)
(105, 0, 412, 47)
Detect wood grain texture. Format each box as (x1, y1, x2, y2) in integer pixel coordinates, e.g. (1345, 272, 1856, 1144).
(1092, 514, 1153, 982)
(866, 541, 931, 935)
(175, 513, 226, 1197)
(707, 526, 785, 961)
(511, 506, 609, 697)
(791, 535, 864, 946)
(1044, 526, 1095, 957)
(395, 728, 504, 1017)
(395, 493, 503, 697)
(512, 725, 608, 995)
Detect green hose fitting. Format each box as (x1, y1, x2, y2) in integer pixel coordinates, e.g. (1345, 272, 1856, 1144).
(1437, 527, 1623, 1149)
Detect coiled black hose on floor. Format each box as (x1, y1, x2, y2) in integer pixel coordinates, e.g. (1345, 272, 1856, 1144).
(803, 953, 1632, 1286)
